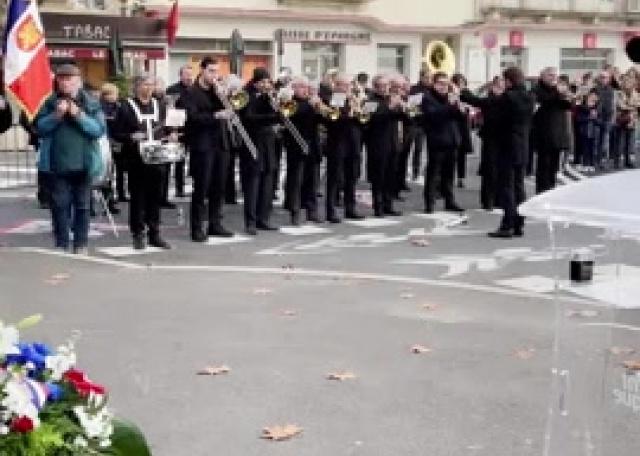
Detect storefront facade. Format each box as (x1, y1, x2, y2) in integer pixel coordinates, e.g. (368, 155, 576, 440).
(163, 7, 424, 86)
(459, 27, 636, 87)
(41, 12, 167, 89)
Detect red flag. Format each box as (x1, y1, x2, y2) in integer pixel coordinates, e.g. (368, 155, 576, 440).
(3, 0, 52, 120)
(167, 1, 179, 46)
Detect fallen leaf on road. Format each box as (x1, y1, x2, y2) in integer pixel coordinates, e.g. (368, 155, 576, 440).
(253, 288, 273, 296)
(261, 424, 303, 441)
(400, 292, 416, 299)
(410, 238, 431, 247)
(514, 348, 536, 360)
(411, 345, 432, 354)
(420, 303, 440, 312)
(622, 360, 640, 371)
(566, 309, 599, 318)
(45, 272, 71, 286)
(327, 371, 357, 381)
(280, 309, 297, 317)
(610, 347, 635, 356)
(197, 365, 231, 376)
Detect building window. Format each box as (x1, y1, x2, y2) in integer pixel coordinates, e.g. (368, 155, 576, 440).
(302, 43, 342, 82)
(72, 0, 106, 9)
(500, 46, 526, 72)
(560, 48, 612, 78)
(377, 44, 408, 75)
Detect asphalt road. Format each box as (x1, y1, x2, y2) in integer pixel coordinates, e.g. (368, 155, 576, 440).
(1, 162, 639, 456)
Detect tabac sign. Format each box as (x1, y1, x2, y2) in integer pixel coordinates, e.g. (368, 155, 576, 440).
(280, 29, 371, 45)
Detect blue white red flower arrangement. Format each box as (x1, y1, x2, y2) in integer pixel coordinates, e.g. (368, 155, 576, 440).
(0, 315, 151, 455)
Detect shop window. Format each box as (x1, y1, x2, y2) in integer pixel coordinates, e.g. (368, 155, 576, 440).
(302, 43, 342, 82)
(72, 0, 106, 9)
(500, 46, 527, 72)
(377, 44, 408, 75)
(560, 48, 612, 79)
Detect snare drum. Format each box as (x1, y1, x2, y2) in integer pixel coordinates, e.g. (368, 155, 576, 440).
(139, 141, 185, 165)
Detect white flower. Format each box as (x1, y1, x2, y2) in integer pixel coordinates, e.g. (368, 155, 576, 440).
(73, 402, 114, 444)
(45, 345, 77, 381)
(0, 378, 41, 427)
(73, 435, 88, 448)
(0, 323, 19, 358)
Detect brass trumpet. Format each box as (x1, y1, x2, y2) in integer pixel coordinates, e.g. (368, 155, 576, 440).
(229, 90, 250, 111)
(311, 96, 340, 121)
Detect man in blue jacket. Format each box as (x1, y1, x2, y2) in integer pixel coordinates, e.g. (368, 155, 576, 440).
(35, 64, 106, 254)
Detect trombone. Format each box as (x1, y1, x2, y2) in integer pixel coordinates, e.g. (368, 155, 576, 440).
(212, 80, 259, 160)
(266, 86, 309, 155)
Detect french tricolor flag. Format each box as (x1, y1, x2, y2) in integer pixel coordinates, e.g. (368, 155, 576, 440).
(3, 0, 52, 120)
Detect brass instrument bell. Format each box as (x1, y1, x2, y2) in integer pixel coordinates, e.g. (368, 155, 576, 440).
(229, 90, 249, 111)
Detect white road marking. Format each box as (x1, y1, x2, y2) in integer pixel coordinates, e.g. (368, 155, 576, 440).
(344, 218, 401, 228)
(6, 247, 590, 303)
(206, 235, 252, 245)
(97, 246, 165, 258)
(497, 275, 557, 294)
(15, 247, 145, 269)
(279, 225, 332, 236)
(581, 322, 640, 332)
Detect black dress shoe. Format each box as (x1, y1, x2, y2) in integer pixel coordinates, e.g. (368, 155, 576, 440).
(345, 211, 365, 220)
(513, 227, 524, 237)
(327, 215, 341, 224)
(245, 226, 257, 236)
(176, 192, 186, 198)
(118, 196, 130, 203)
(374, 209, 384, 218)
(400, 184, 411, 192)
(424, 206, 434, 214)
(149, 235, 172, 249)
(161, 201, 176, 209)
(290, 213, 301, 226)
(488, 229, 514, 239)
(445, 203, 464, 213)
(384, 208, 402, 216)
(256, 222, 278, 231)
(132, 235, 146, 250)
(191, 230, 208, 243)
(208, 225, 234, 237)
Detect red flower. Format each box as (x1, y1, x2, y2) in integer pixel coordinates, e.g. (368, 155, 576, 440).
(63, 369, 106, 397)
(11, 416, 34, 433)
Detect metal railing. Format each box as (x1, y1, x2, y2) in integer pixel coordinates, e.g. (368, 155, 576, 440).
(0, 125, 37, 189)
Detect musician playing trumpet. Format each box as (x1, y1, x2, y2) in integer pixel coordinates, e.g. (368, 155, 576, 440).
(324, 74, 366, 223)
(241, 67, 282, 235)
(366, 74, 405, 217)
(284, 77, 324, 225)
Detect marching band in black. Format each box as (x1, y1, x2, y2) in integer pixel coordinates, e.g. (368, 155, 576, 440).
(102, 57, 536, 250)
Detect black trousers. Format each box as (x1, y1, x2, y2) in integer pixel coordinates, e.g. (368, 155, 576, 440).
(301, 157, 320, 216)
(285, 148, 307, 216)
(480, 141, 498, 210)
(412, 128, 426, 179)
(535, 146, 561, 194)
(190, 147, 230, 234)
(395, 124, 417, 193)
(128, 162, 165, 237)
(174, 159, 186, 195)
(424, 148, 456, 209)
(456, 147, 468, 180)
(113, 152, 127, 200)
(497, 163, 526, 231)
(240, 151, 274, 228)
(326, 144, 359, 218)
(368, 146, 396, 213)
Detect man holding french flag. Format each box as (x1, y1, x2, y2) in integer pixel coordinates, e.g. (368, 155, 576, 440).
(4, 0, 106, 254)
